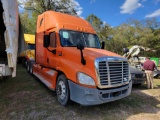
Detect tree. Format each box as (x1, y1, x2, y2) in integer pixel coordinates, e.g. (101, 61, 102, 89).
(20, 12, 37, 34)
(86, 14, 113, 51)
(20, 0, 78, 15)
(86, 14, 112, 39)
(86, 14, 103, 31)
(145, 18, 160, 30)
(19, 0, 79, 34)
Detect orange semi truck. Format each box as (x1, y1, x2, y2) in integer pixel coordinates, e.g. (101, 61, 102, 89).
(27, 11, 132, 106)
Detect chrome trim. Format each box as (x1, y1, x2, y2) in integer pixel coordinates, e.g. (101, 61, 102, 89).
(95, 56, 130, 89)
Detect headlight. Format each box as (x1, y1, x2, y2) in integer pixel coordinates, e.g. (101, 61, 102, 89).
(77, 72, 95, 86)
(129, 73, 131, 80)
(131, 73, 135, 78)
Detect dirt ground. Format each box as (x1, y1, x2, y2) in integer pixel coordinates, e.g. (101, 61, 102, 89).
(127, 89, 160, 120)
(0, 64, 160, 120)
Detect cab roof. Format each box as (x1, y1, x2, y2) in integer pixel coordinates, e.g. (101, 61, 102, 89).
(24, 34, 35, 44)
(36, 11, 96, 34)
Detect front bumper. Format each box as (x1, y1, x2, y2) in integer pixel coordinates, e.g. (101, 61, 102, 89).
(68, 80, 132, 106)
(132, 77, 146, 84)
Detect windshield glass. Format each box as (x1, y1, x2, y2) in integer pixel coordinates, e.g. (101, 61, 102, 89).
(28, 44, 35, 50)
(59, 30, 101, 48)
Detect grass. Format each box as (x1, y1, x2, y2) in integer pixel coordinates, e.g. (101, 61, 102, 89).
(0, 64, 160, 120)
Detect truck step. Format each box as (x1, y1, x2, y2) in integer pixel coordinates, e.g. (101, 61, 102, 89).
(33, 72, 53, 89)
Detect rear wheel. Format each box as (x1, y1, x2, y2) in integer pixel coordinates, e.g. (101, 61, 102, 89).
(56, 74, 70, 106)
(22, 58, 26, 67)
(27, 60, 30, 72)
(29, 61, 34, 75)
(25, 60, 28, 68)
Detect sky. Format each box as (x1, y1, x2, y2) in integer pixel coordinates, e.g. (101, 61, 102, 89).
(74, 0, 160, 26)
(18, 0, 160, 27)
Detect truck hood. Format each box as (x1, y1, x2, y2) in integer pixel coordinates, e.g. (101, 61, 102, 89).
(62, 47, 125, 64)
(61, 47, 127, 71)
(84, 48, 122, 60)
(61, 47, 128, 86)
(130, 66, 144, 74)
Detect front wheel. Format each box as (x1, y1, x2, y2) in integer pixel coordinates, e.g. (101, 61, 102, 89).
(56, 74, 70, 106)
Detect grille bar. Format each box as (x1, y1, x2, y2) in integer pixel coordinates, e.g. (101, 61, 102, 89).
(98, 60, 129, 86)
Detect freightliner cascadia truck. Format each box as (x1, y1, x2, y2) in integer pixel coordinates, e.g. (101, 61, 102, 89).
(27, 11, 132, 106)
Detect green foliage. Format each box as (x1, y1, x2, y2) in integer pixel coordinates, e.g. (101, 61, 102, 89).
(19, 0, 78, 34)
(86, 14, 160, 57)
(23, 0, 77, 15)
(86, 14, 103, 32)
(20, 12, 37, 34)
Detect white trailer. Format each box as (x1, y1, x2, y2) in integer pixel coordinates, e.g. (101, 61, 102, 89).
(0, 0, 25, 78)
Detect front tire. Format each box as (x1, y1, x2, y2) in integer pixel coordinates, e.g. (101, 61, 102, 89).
(56, 74, 70, 106)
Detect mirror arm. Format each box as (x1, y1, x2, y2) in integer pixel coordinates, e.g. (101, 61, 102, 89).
(46, 47, 56, 54)
(80, 49, 86, 65)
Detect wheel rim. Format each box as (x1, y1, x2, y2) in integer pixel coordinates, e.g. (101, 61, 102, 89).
(57, 81, 66, 100)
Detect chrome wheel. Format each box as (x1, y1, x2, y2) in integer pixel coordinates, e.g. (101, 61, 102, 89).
(56, 74, 70, 106)
(57, 81, 66, 100)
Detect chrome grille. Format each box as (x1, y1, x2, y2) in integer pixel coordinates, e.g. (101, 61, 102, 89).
(135, 74, 143, 78)
(99, 61, 108, 85)
(98, 61, 129, 86)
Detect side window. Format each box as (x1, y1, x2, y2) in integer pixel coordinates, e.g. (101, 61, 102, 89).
(50, 32, 56, 48)
(61, 31, 73, 46)
(39, 18, 43, 27)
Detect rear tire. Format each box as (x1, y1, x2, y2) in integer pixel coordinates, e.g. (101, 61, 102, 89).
(29, 61, 34, 75)
(22, 58, 26, 67)
(27, 60, 30, 72)
(56, 74, 70, 106)
(25, 60, 28, 68)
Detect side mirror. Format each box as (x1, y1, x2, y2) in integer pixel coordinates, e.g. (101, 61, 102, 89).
(50, 32, 56, 48)
(123, 48, 129, 53)
(43, 35, 50, 47)
(77, 42, 84, 50)
(101, 41, 105, 49)
(77, 42, 86, 65)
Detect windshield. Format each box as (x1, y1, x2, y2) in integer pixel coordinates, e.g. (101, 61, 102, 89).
(59, 30, 101, 48)
(28, 44, 35, 50)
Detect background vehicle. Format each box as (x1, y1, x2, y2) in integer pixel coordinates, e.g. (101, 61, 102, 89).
(0, 0, 25, 78)
(18, 34, 35, 68)
(130, 66, 146, 86)
(27, 11, 132, 106)
(123, 45, 160, 78)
